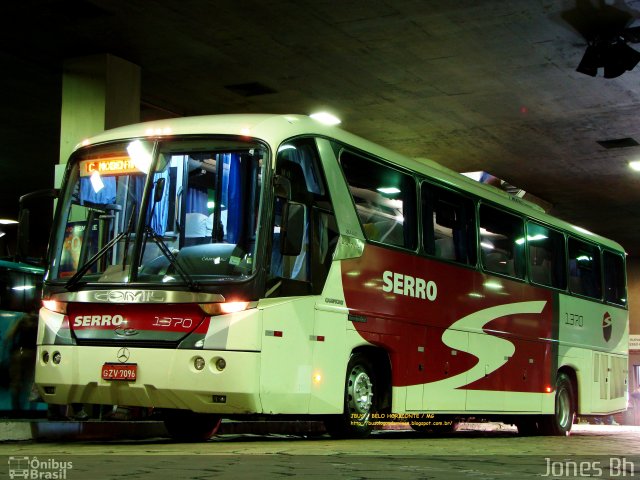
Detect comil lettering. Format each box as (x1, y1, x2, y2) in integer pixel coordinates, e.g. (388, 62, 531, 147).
(73, 314, 125, 327)
(382, 271, 437, 301)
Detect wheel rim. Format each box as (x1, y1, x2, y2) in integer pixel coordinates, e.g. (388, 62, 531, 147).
(557, 385, 571, 430)
(348, 365, 373, 415)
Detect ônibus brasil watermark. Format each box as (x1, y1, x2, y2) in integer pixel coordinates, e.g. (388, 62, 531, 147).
(8, 456, 73, 479)
(543, 457, 636, 477)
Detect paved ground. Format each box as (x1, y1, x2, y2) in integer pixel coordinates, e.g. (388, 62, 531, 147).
(1, 424, 639, 479)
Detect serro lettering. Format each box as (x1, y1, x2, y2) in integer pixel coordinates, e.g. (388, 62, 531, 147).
(73, 314, 125, 327)
(382, 270, 437, 301)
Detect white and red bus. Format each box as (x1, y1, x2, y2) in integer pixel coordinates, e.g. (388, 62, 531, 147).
(35, 114, 628, 440)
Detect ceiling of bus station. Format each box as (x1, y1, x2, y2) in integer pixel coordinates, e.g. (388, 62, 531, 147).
(4, 0, 640, 255)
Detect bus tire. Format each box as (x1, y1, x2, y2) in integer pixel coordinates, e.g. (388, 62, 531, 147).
(540, 373, 575, 436)
(325, 353, 376, 438)
(163, 410, 222, 442)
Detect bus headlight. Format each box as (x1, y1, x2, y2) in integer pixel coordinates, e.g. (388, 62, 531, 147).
(42, 351, 50, 364)
(52, 352, 62, 365)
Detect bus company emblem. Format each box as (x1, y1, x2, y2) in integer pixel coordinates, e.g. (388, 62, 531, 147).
(115, 327, 139, 337)
(116, 347, 131, 363)
(93, 290, 167, 303)
(602, 312, 612, 342)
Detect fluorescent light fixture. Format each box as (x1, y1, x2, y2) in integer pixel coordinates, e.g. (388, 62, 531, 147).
(127, 140, 152, 174)
(12, 285, 35, 291)
(0, 219, 18, 225)
(90, 171, 104, 193)
(480, 242, 494, 250)
(310, 112, 341, 125)
(630, 160, 640, 171)
(207, 201, 215, 209)
(377, 187, 401, 194)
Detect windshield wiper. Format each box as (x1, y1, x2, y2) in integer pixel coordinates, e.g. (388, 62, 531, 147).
(139, 177, 199, 290)
(142, 224, 199, 291)
(65, 203, 137, 291)
(64, 229, 130, 291)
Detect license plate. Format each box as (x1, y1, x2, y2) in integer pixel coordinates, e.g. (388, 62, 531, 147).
(101, 363, 137, 381)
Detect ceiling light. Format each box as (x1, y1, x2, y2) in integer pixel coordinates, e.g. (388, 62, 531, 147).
(0, 219, 18, 225)
(310, 112, 341, 125)
(377, 187, 400, 194)
(629, 160, 640, 171)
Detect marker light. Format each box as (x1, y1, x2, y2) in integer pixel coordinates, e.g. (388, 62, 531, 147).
(309, 112, 341, 125)
(215, 358, 227, 371)
(42, 299, 67, 315)
(200, 301, 250, 316)
(194, 356, 206, 371)
(545, 386, 553, 393)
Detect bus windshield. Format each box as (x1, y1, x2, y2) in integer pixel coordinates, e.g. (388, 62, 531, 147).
(50, 137, 267, 286)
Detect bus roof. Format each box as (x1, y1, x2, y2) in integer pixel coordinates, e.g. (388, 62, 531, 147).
(79, 114, 625, 254)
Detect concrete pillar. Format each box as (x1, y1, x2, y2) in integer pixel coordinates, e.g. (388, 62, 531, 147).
(59, 54, 140, 166)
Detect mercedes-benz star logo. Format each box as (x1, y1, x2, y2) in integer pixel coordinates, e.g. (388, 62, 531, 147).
(117, 347, 130, 363)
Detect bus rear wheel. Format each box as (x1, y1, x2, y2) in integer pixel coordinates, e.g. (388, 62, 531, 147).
(163, 410, 222, 442)
(540, 373, 575, 436)
(325, 353, 376, 438)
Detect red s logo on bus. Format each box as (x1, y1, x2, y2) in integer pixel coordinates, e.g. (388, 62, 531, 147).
(602, 312, 612, 342)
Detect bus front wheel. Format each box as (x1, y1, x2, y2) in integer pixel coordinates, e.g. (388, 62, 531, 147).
(325, 353, 376, 438)
(540, 373, 575, 436)
(163, 410, 222, 442)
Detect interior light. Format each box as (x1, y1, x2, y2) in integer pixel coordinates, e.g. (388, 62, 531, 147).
(313, 373, 322, 384)
(0, 219, 18, 225)
(310, 112, 341, 125)
(629, 161, 640, 171)
(240, 128, 251, 136)
(90, 171, 105, 193)
(480, 242, 495, 250)
(126, 140, 152, 174)
(207, 201, 215, 209)
(0, 232, 5, 238)
(377, 187, 401, 195)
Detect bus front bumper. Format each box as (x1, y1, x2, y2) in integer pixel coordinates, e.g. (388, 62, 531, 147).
(34, 346, 262, 414)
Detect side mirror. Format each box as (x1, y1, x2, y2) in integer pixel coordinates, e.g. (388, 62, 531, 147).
(280, 201, 305, 256)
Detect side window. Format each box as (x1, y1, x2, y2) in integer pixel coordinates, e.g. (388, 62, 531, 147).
(269, 138, 338, 294)
(422, 183, 476, 266)
(603, 250, 626, 306)
(567, 238, 602, 299)
(340, 150, 416, 250)
(479, 205, 525, 279)
(526, 222, 566, 289)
